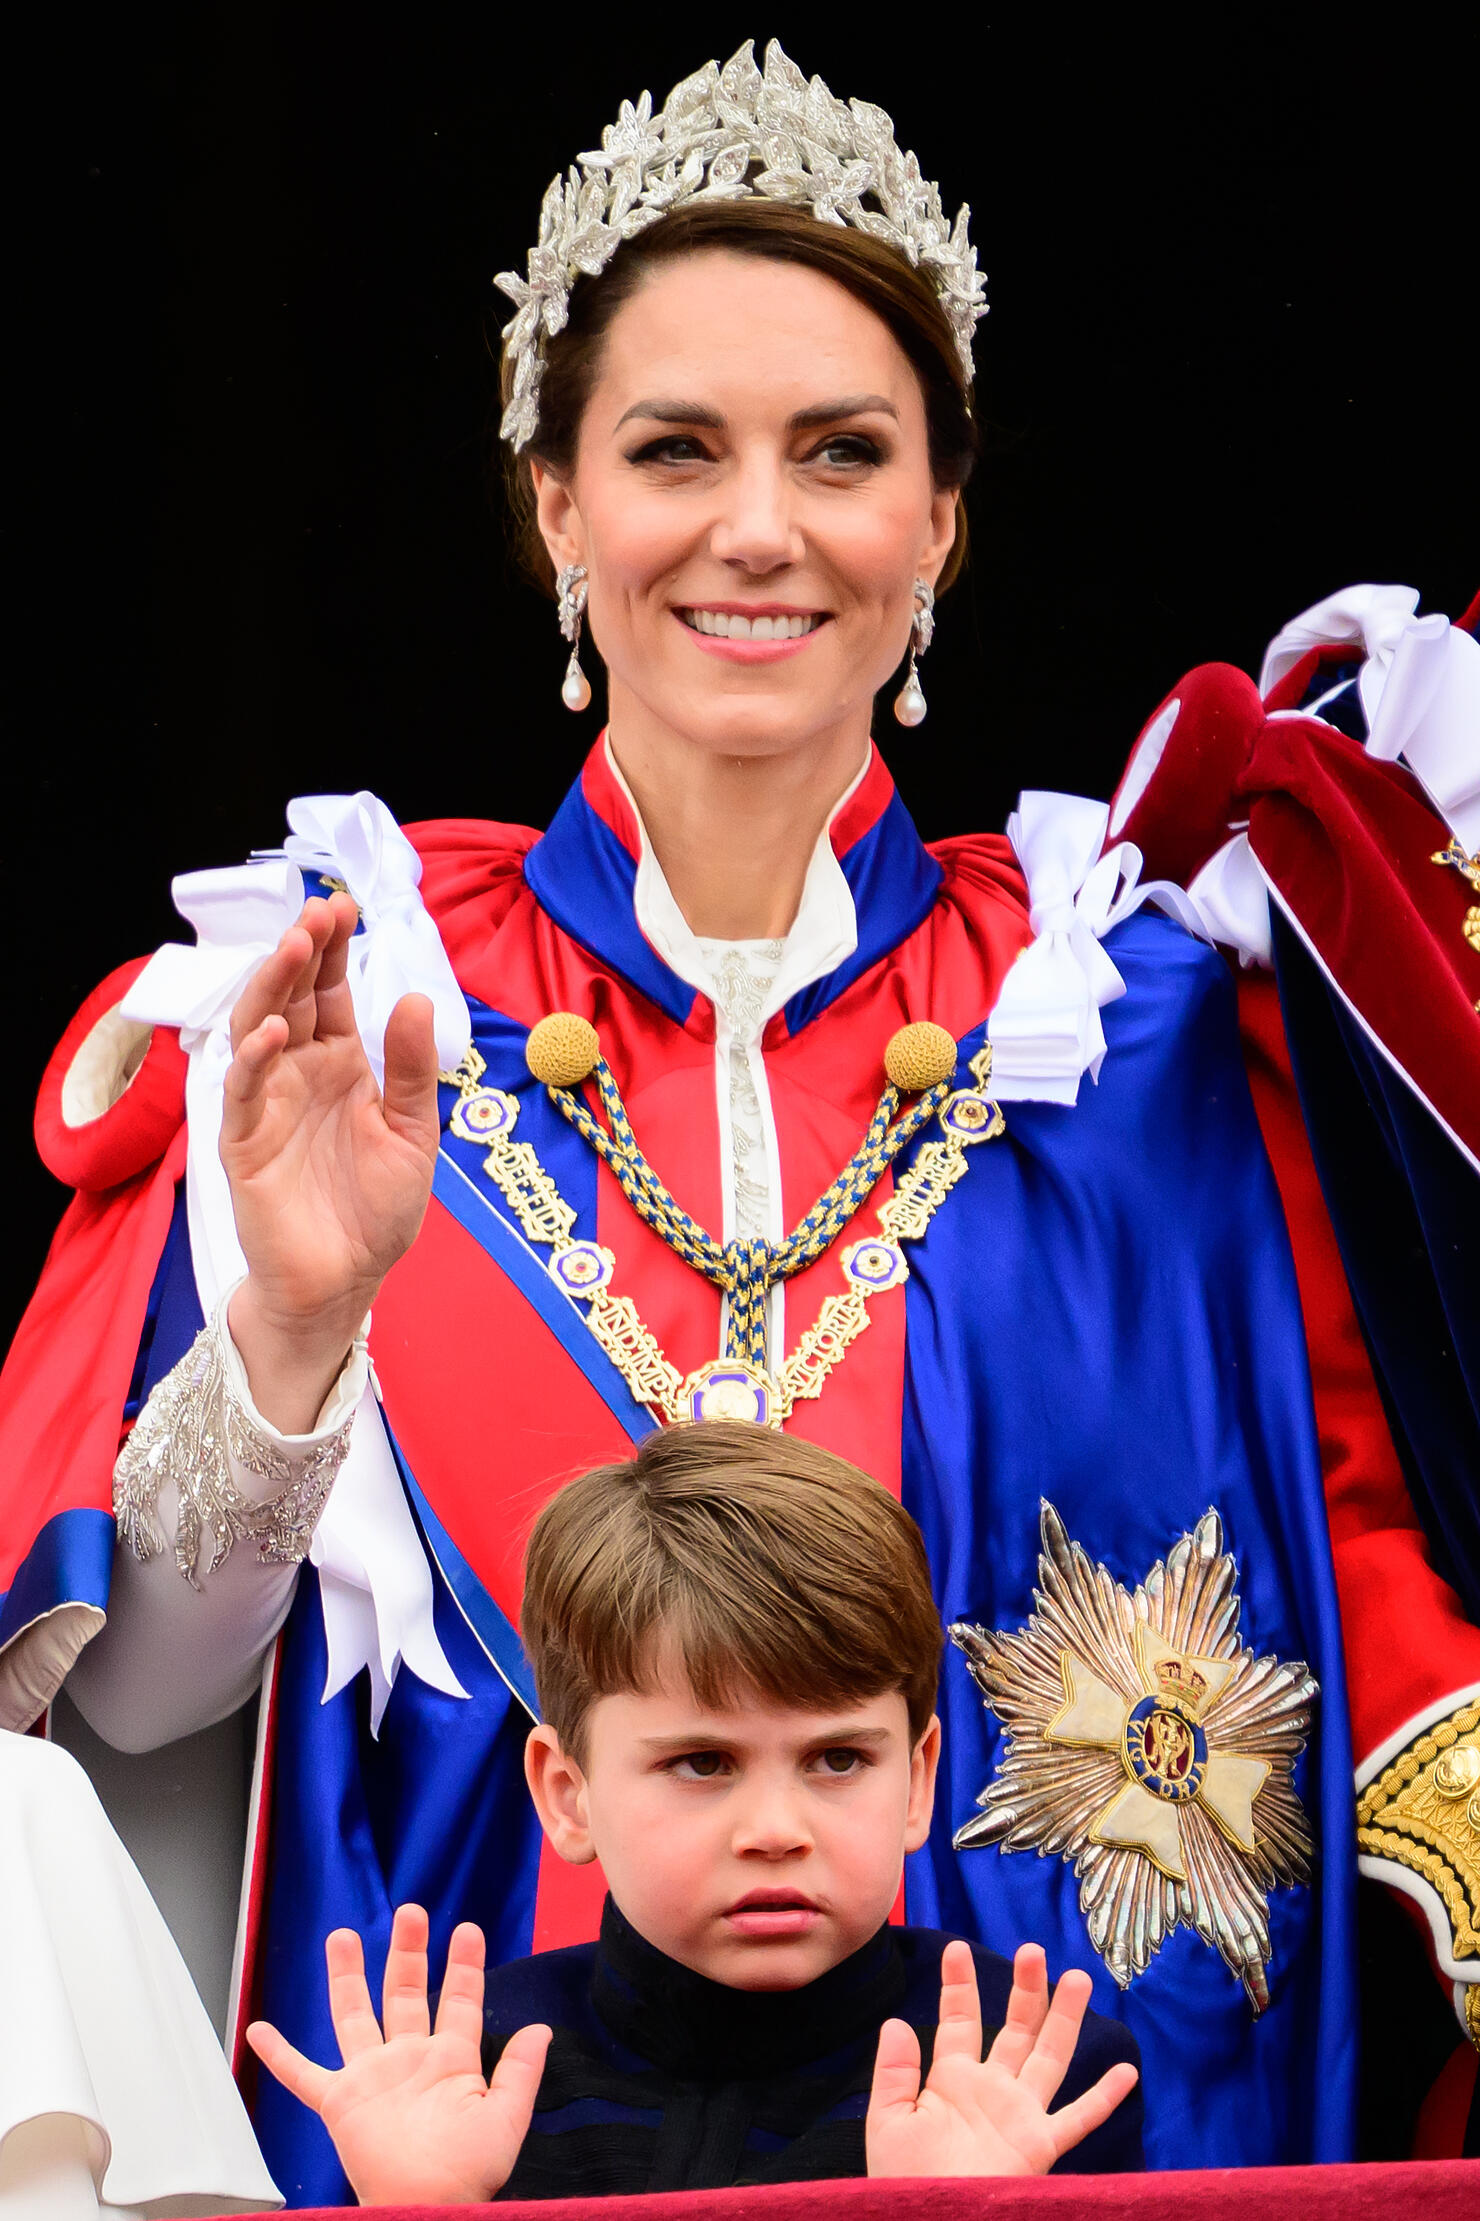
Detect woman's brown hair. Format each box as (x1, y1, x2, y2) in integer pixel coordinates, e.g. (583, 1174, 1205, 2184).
(498, 198, 978, 599)
(521, 1419, 944, 1766)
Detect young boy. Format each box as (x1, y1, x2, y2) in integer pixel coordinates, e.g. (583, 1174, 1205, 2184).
(248, 1423, 1141, 2200)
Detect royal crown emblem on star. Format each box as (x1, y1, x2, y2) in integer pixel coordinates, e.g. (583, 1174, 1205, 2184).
(950, 1505, 1317, 2011)
(494, 38, 988, 451)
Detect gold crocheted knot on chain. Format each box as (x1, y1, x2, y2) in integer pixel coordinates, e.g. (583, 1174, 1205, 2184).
(884, 1022, 958, 1094)
(526, 1012, 601, 1089)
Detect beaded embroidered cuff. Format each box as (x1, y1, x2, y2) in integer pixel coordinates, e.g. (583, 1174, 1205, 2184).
(114, 1319, 354, 1587)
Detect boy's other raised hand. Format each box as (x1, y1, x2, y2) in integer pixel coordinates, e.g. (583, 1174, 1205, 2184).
(866, 1940, 1138, 2179)
(245, 1903, 550, 2206)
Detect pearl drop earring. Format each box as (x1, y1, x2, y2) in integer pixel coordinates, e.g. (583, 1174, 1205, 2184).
(893, 578, 935, 728)
(556, 563, 591, 711)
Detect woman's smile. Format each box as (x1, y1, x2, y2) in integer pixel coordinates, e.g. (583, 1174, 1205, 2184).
(675, 603, 831, 661)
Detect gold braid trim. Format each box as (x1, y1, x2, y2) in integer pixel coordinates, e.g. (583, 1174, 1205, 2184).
(1356, 1700, 1480, 2010)
(1358, 1702, 1480, 1816)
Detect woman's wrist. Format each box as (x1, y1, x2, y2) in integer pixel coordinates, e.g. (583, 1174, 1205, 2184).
(227, 1280, 370, 1437)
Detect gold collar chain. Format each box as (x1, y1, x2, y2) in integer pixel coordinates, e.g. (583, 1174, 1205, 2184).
(440, 1039, 1003, 1428)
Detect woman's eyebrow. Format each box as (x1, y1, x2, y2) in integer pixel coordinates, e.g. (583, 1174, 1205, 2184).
(615, 398, 726, 430)
(788, 395, 899, 429)
(613, 393, 900, 432)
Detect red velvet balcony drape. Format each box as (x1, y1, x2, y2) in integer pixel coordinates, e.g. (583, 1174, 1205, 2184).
(218, 2156, 1474, 2220)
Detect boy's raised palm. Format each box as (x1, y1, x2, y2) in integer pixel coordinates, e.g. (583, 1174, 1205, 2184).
(866, 1940, 1137, 2178)
(246, 1904, 550, 2207)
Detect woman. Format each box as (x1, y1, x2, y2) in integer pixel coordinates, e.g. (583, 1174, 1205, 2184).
(0, 1727, 282, 2215)
(0, 38, 1473, 2201)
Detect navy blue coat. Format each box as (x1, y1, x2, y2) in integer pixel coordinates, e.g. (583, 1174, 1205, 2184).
(481, 1901, 1144, 2196)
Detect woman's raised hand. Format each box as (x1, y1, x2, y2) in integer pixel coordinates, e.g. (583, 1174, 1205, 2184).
(221, 895, 441, 1423)
(865, 1940, 1138, 2179)
(246, 1903, 550, 2208)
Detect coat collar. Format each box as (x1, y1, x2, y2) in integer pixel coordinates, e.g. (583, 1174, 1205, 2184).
(522, 735, 942, 1036)
(590, 1897, 905, 2083)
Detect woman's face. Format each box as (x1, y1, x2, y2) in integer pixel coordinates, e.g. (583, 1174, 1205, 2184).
(533, 251, 959, 767)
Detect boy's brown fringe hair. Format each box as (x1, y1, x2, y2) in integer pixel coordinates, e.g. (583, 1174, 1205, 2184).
(521, 1420, 944, 1766)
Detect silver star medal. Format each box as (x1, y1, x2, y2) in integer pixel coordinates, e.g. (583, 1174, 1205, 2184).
(950, 1504, 1316, 2010)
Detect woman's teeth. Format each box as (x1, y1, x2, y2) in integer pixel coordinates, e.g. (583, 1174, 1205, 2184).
(681, 609, 823, 640)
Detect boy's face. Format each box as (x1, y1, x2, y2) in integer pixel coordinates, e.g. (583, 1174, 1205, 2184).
(526, 1673, 940, 1990)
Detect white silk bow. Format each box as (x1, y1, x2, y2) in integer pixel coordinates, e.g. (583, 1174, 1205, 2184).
(1185, 833, 1273, 969)
(1169, 586, 1478, 972)
(989, 792, 1203, 1105)
(121, 793, 472, 1732)
(1261, 581, 1479, 854)
(1363, 614, 1480, 855)
(280, 793, 472, 1081)
(1259, 581, 1422, 711)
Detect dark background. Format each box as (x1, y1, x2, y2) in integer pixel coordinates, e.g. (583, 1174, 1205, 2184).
(10, 3, 1476, 1347)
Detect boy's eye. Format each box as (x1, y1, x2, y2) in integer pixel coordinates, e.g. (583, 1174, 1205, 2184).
(669, 1749, 730, 1778)
(815, 1746, 866, 1775)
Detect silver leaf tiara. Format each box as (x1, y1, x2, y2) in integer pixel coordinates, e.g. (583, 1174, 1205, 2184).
(494, 37, 987, 452)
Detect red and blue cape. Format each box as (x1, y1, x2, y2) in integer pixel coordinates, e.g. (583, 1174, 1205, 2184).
(0, 741, 1359, 2196)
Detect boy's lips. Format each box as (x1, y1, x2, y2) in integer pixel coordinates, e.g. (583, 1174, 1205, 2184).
(722, 1888, 822, 1939)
